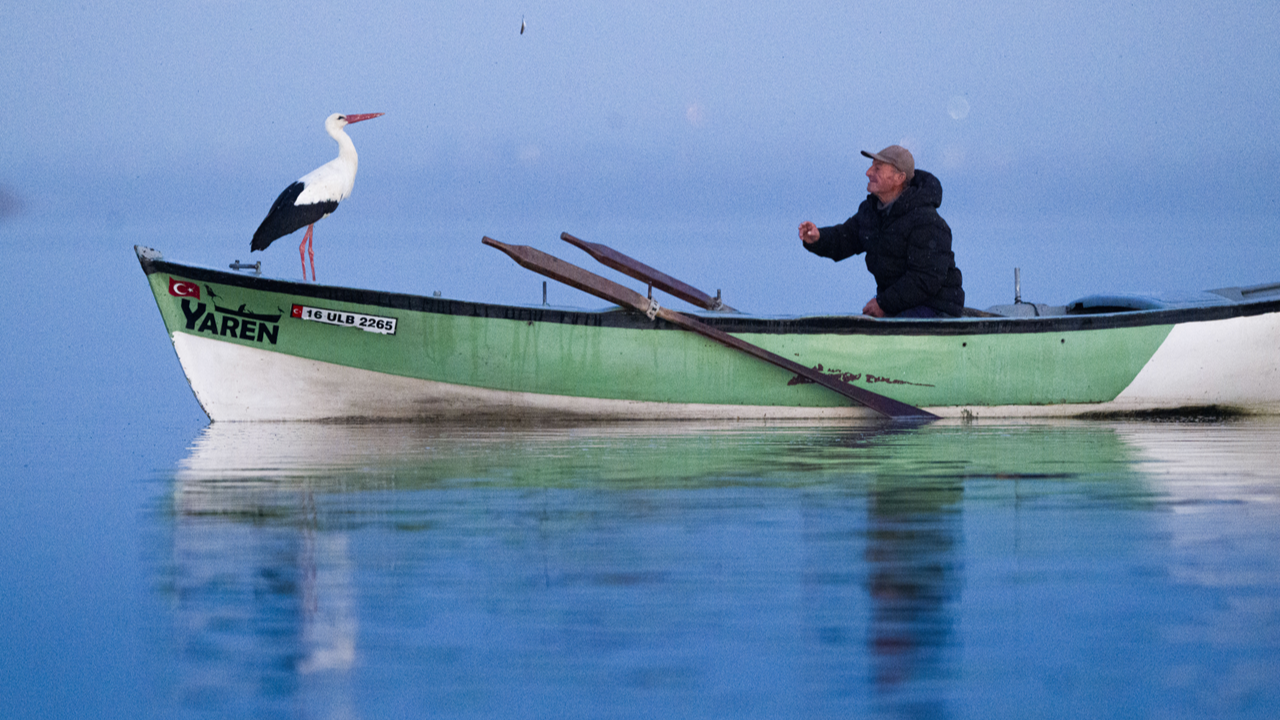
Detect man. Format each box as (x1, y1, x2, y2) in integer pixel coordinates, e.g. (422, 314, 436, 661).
(798, 145, 964, 318)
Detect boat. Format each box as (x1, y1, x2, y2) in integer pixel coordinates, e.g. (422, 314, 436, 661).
(135, 237, 1280, 422)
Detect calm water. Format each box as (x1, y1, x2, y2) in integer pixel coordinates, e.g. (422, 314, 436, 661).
(3, 221, 1280, 718)
(8, 417, 1280, 719)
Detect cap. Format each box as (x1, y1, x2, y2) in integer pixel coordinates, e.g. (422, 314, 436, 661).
(861, 145, 915, 181)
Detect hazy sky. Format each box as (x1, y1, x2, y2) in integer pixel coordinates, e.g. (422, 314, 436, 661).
(3, 1, 1278, 307)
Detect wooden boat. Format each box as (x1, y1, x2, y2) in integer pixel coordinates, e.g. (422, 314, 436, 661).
(135, 237, 1280, 421)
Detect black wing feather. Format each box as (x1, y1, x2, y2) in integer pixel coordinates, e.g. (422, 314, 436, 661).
(250, 182, 340, 251)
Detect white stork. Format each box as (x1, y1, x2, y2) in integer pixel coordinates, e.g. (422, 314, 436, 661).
(251, 112, 383, 281)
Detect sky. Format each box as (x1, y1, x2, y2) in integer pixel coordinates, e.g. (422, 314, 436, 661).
(3, 0, 1279, 310)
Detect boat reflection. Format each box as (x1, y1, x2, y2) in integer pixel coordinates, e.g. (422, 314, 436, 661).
(1118, 420, 1280, 507)
(1118, 421, 1280, 596)
(164, 417, 1280, 716)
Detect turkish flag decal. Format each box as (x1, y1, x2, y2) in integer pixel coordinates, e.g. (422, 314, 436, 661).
(169, 278, 201, 299)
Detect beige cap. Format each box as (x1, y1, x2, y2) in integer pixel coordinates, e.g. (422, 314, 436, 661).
(861, 145, 914, 181)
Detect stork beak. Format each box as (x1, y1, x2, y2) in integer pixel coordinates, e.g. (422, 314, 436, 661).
(344, 113, 384, 124)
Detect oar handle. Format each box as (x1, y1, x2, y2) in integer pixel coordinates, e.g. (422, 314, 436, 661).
(485, 237, 651, 311)
(560, 232, 735, 312)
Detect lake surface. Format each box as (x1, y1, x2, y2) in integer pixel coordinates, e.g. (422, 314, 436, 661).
(3, 221, 1280, 718)
(7, 414, 1280, 719)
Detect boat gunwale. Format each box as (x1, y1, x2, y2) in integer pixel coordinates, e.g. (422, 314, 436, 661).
(138, 251, 1280, 338)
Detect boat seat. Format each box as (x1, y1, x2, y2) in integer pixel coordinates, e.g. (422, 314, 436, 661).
(982, 303, 1069, 317)
(1065, 295, 1168, 314)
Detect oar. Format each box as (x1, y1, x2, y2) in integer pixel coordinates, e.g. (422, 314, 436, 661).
(560, 232, 736, 312)
(483, 237, 937, 421)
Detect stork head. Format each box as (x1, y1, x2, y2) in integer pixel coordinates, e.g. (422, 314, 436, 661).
(324, 112, 384, 133)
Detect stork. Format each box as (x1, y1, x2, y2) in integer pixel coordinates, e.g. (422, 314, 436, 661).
(251, 112, 383, 281)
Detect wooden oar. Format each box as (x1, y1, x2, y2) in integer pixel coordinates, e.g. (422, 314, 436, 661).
(483, 237, 937, 421)
(560, 232, 736, 312)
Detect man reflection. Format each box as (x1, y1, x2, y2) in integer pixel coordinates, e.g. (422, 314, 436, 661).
(866, 478, 963, 712)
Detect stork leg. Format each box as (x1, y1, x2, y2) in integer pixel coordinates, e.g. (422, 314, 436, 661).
(298, 225, 315, 282)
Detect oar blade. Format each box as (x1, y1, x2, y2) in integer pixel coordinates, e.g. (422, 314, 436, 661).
(652, 308, 938, 421)
(484, 236, 936, 421)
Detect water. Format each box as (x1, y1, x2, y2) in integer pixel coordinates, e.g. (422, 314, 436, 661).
(8, 418, 1280, 719)
(154, 420, 1280, 719)
(4, 219, 1280, 719)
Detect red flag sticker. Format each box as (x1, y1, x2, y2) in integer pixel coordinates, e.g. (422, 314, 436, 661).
(169, 278, 201, 299)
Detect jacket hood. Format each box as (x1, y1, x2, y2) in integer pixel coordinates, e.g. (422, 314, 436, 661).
(876, 169, 942, 215)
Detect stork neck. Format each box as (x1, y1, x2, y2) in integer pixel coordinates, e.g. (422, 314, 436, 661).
(328, 125, 359, 170)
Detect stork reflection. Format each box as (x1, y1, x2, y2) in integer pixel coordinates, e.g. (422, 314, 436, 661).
(172, 454, 358, 716)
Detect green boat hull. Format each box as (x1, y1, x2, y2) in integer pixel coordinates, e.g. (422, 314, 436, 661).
(137, 247, 1280, 421)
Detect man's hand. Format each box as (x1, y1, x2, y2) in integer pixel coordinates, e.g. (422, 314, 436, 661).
(862, 297, 886, 318)
(798, 221, 820, 244)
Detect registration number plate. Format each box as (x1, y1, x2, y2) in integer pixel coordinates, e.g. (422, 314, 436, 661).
(291, 304, 398, 335)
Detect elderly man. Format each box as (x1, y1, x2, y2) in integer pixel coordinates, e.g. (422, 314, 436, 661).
(798, 145, 964, 318)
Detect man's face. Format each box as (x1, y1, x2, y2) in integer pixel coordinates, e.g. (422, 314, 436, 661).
(865, 160, 907, 199)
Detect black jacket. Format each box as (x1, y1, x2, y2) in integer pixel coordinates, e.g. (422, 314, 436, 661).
(804, 169, 964, 316)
